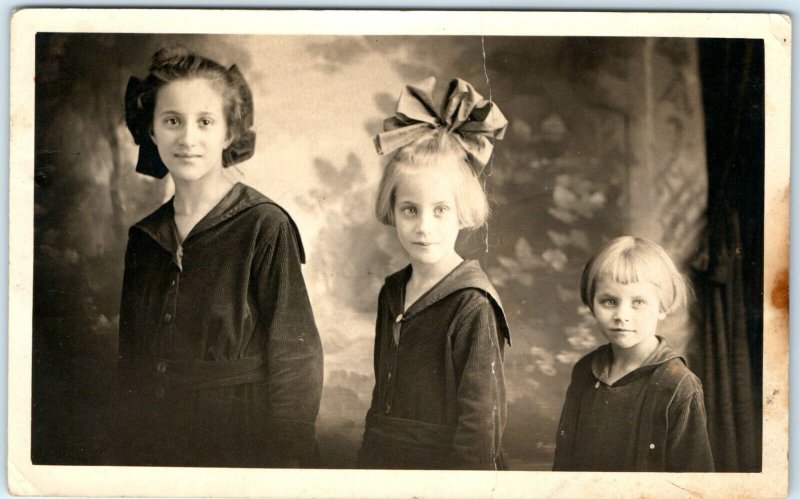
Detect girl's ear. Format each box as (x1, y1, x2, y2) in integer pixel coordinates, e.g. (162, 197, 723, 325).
(658, 309, 667, 321)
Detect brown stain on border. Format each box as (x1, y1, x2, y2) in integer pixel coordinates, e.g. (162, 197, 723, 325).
(770, 268, 789, 310)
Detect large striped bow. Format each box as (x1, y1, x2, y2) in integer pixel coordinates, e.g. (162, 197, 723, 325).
(374, 77, 508, 167)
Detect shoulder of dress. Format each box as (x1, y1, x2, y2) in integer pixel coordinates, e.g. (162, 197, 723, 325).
(228, 184, 290, 223)
(448, 288, 512, 346)
(651, 358, 703, 401)
(243, 198, 306, 263)
(577, 349, 598, 366)
(447, 286, 489, 302)
(241, 199, 290, 223)
(572, 346, 605, 375)
(449, 288, 500, 317)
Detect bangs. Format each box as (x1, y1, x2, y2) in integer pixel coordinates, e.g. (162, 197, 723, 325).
(580, 236, 691, 314)
(595, 249, 671, 291)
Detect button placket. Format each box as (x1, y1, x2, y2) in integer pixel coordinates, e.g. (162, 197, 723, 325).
(384, 313, 405, 415)
(157, 261, 181, 356)
(153, 358, 168, 399)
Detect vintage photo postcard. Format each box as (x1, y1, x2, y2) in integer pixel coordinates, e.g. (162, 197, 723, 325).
(8, 8, 791, 498)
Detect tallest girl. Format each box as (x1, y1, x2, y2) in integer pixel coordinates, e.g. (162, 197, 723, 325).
(119, 46, 323, 468)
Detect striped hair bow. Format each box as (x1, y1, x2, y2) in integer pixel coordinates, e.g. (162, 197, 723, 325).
(374, 76, 508, 167)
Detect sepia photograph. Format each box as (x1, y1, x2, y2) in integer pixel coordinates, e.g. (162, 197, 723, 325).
(8, 9, 791, 498)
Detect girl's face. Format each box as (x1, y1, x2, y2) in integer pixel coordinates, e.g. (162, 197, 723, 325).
(592, 278, 666, 353)
(393, 165, 462, 271)
(151, 78, 232, 184)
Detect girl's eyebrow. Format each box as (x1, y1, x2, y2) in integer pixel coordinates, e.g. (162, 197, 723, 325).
(157, 109, 220, 117)
(395, 199, 450, 205)
(157, 109, 184, 117)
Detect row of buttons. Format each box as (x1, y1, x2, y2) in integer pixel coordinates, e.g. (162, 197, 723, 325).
(150, 268, 180, 400)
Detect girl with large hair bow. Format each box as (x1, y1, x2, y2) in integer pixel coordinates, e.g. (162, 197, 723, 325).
(118, 46, 323, 468)
(358, 77, 511, 470)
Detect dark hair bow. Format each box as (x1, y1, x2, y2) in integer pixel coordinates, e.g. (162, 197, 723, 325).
(374, 76, 508, 167)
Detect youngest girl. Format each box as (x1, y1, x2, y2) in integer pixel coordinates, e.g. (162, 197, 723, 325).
(553, 236, 713, 471)
(358, 77, 510, 470)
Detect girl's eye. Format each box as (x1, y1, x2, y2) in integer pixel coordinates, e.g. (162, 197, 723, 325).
(600, 298, 616, 307)
(164, 117, 179, 126)
(401, 206, 417, 215)
(633, 299, 646, 306)
(434, 205, 450, 215)
(200, 118, 214, 126)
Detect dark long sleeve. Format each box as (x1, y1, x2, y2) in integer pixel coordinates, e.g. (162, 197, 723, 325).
(552, 355, 593, 471)
(118, 230, 140, 369)
(666, 383, 715, 471)
(254, 218, 324, 465)
(356, 286, 386, 467)
(450, 300, 506, 470)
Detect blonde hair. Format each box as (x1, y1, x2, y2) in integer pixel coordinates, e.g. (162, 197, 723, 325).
(580, 236, 693, 314)
(374, 130, 490, 228)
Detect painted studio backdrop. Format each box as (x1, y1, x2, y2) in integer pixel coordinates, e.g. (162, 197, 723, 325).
(32, 34, 764, 471)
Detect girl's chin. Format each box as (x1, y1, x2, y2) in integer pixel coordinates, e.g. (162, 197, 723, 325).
(607, 334, 657, 351)
(407, 252, 461, 270)
(167, 166, 223, 183)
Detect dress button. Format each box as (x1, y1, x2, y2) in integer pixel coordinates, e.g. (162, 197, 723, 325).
(387, 371, 392, 380)
(156, 361, 167, 373)
(163, 313, 172, 324)
(385, 403, 391, 414)
(170, 278, 176, 286)
(649, 443, 656, 449)
(560, 430, 565, 437)
(155, 387, 165, 398)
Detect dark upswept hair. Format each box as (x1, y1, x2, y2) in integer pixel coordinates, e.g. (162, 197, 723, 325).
(124, 46, 256, 178)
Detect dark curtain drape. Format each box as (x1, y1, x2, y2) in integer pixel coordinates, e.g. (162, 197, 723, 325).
(698, 39, 764, 472)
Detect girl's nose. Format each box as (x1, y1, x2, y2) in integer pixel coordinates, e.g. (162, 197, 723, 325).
(415, 211, 432, 233)
(613, 306, 631, 322)
(178, 124, 197, 146)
